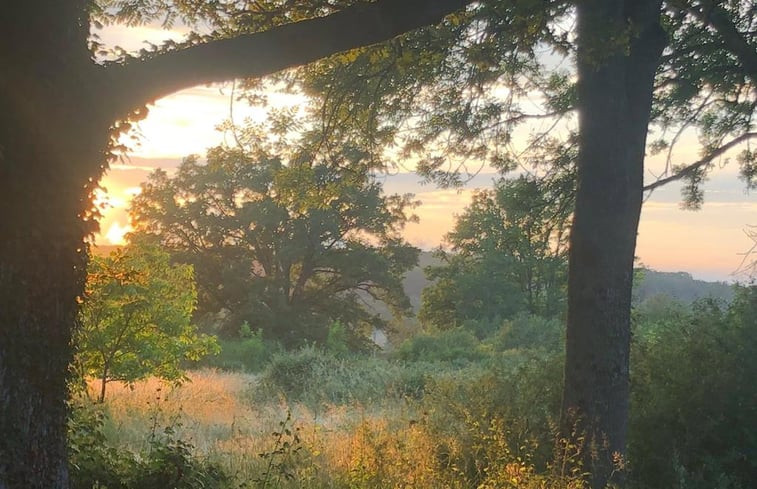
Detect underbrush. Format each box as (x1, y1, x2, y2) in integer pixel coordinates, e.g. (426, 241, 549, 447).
(70, 358, 579, 489)
(69, 401, 233, 489)
(69, 293, 757, 488)
(254, 345, 465, 406)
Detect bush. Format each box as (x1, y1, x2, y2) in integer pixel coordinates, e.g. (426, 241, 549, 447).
(324, 321, 350, 357)
(394, 328, 486, 364)
(460, 316, 503, 339)
(68, 401, 232, 489)
(132, 433, 231, 489)
(198, 325, 282, 372)
(68, 402, 132, 489)
(419, 352, 564, 486)
(257, 346, 331, 401)
(487, 314, 564, 353)
(254, 346, 460, 405)
(629, 286, 757, 489)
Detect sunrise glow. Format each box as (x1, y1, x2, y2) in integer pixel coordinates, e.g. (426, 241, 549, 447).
(104, 222, 132, 246)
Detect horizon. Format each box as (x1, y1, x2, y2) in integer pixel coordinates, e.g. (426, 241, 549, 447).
(96, 157, 755, 283)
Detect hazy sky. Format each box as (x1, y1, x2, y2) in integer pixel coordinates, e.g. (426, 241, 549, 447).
(95, 23, 757, 283)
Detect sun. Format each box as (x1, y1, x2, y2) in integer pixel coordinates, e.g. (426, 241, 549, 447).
(104, 222, 132, 246)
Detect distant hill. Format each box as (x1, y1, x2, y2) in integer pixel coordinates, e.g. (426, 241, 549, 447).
(634, 268, 734, 305)
(400, 252, 735, 311)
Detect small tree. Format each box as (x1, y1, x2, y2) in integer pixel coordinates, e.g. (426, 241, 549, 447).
(75, 242, 218, 402)
(420, 174, 572, 331)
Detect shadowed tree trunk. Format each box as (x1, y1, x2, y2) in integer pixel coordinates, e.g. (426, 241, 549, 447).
(0, 1, 469, 487)
(0, 4, 111, 487)
(562, 1, 666, 487)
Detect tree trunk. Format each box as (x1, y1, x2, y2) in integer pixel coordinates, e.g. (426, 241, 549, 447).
(562, 1, 665, 487)
(0, 101, 108, 489)
(0, 105, 109, 489)
(99, 369, 109, 404)
(0, 240, 81, 489)
(0, 4, 109, 487)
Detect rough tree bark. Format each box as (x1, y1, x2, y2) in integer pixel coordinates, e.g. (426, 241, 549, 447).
(562, 1, 666, 487)
(0, 1, 469, 487)
(0, 4, 112, 487)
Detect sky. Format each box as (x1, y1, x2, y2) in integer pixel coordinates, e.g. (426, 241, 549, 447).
(94, 23, 757, 283)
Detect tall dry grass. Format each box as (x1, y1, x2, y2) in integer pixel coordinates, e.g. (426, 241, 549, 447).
(90, 367, 583, 488)
(94, 369, 442, 486)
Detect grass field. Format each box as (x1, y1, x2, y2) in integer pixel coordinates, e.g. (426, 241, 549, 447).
(79, 354, 578, 489)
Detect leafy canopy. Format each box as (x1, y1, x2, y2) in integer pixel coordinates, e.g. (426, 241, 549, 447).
(420, 173, 572, 332)
(130, 128, 419, 347)
(281, 1, 756, 205)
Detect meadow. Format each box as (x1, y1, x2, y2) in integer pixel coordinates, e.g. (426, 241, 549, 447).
(71, 335, 578, 489)
(69, 287, 757, 489)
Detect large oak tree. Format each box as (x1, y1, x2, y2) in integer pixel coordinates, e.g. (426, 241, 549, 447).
(130, 141, 419, 347)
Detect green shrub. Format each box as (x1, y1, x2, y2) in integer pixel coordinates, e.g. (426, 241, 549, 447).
(487, 314, 564, 353)
(199, 325, 282, 372)
(69, 402, 132, 489)
(394, 328, 486, 364)
(459, 316, 503, 339)
(254, 346, 461, 405)
(132, 432, 231, 489)
(629, 286, 757, 489)
(68, 401, 232, 489)
(257, 346, 332, 401)
(325, 321, 350, 357)
(420, 352, 564, 486)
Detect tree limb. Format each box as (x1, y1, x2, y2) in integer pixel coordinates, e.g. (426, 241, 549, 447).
(643, 131, 757, 192)
(108, 0, 471, 116)
(689, 1, 757, 86)
(735, 225, 757, 277)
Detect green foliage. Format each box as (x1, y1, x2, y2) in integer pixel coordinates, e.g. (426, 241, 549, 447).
(487, 314, 564, 353)
(68, 402, 132, 489)
(255, 346, 444, 405)
(68, 401, 232, 489)
(325, 321, 350, 357)
(419, 253, 527, 332)
(75, 242, 219, 401)
(257, 346, 328, 401)
(420, 352, 565, 486)
(201, 337, 280, 373)
(630, 285, 757, 489)
(394, 328, 486, 364)
(420, 175, 571, 330)
(296, 1, 573, 184)
(131, 137, 419, 347)
(652, 2, 757, 206)
(136, 433, 231, 489)
(252, 411, 306, 489)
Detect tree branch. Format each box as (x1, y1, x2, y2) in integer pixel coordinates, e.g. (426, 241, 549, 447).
(643, 131, 757, 192)
(735, 225, 757, 277)
(689, 1, 757, 86)
(109, 0, 471, 115)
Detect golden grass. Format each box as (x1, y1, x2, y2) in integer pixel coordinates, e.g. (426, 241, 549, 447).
(91, 369, 578, 488)
(91, 369, 452, 486)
